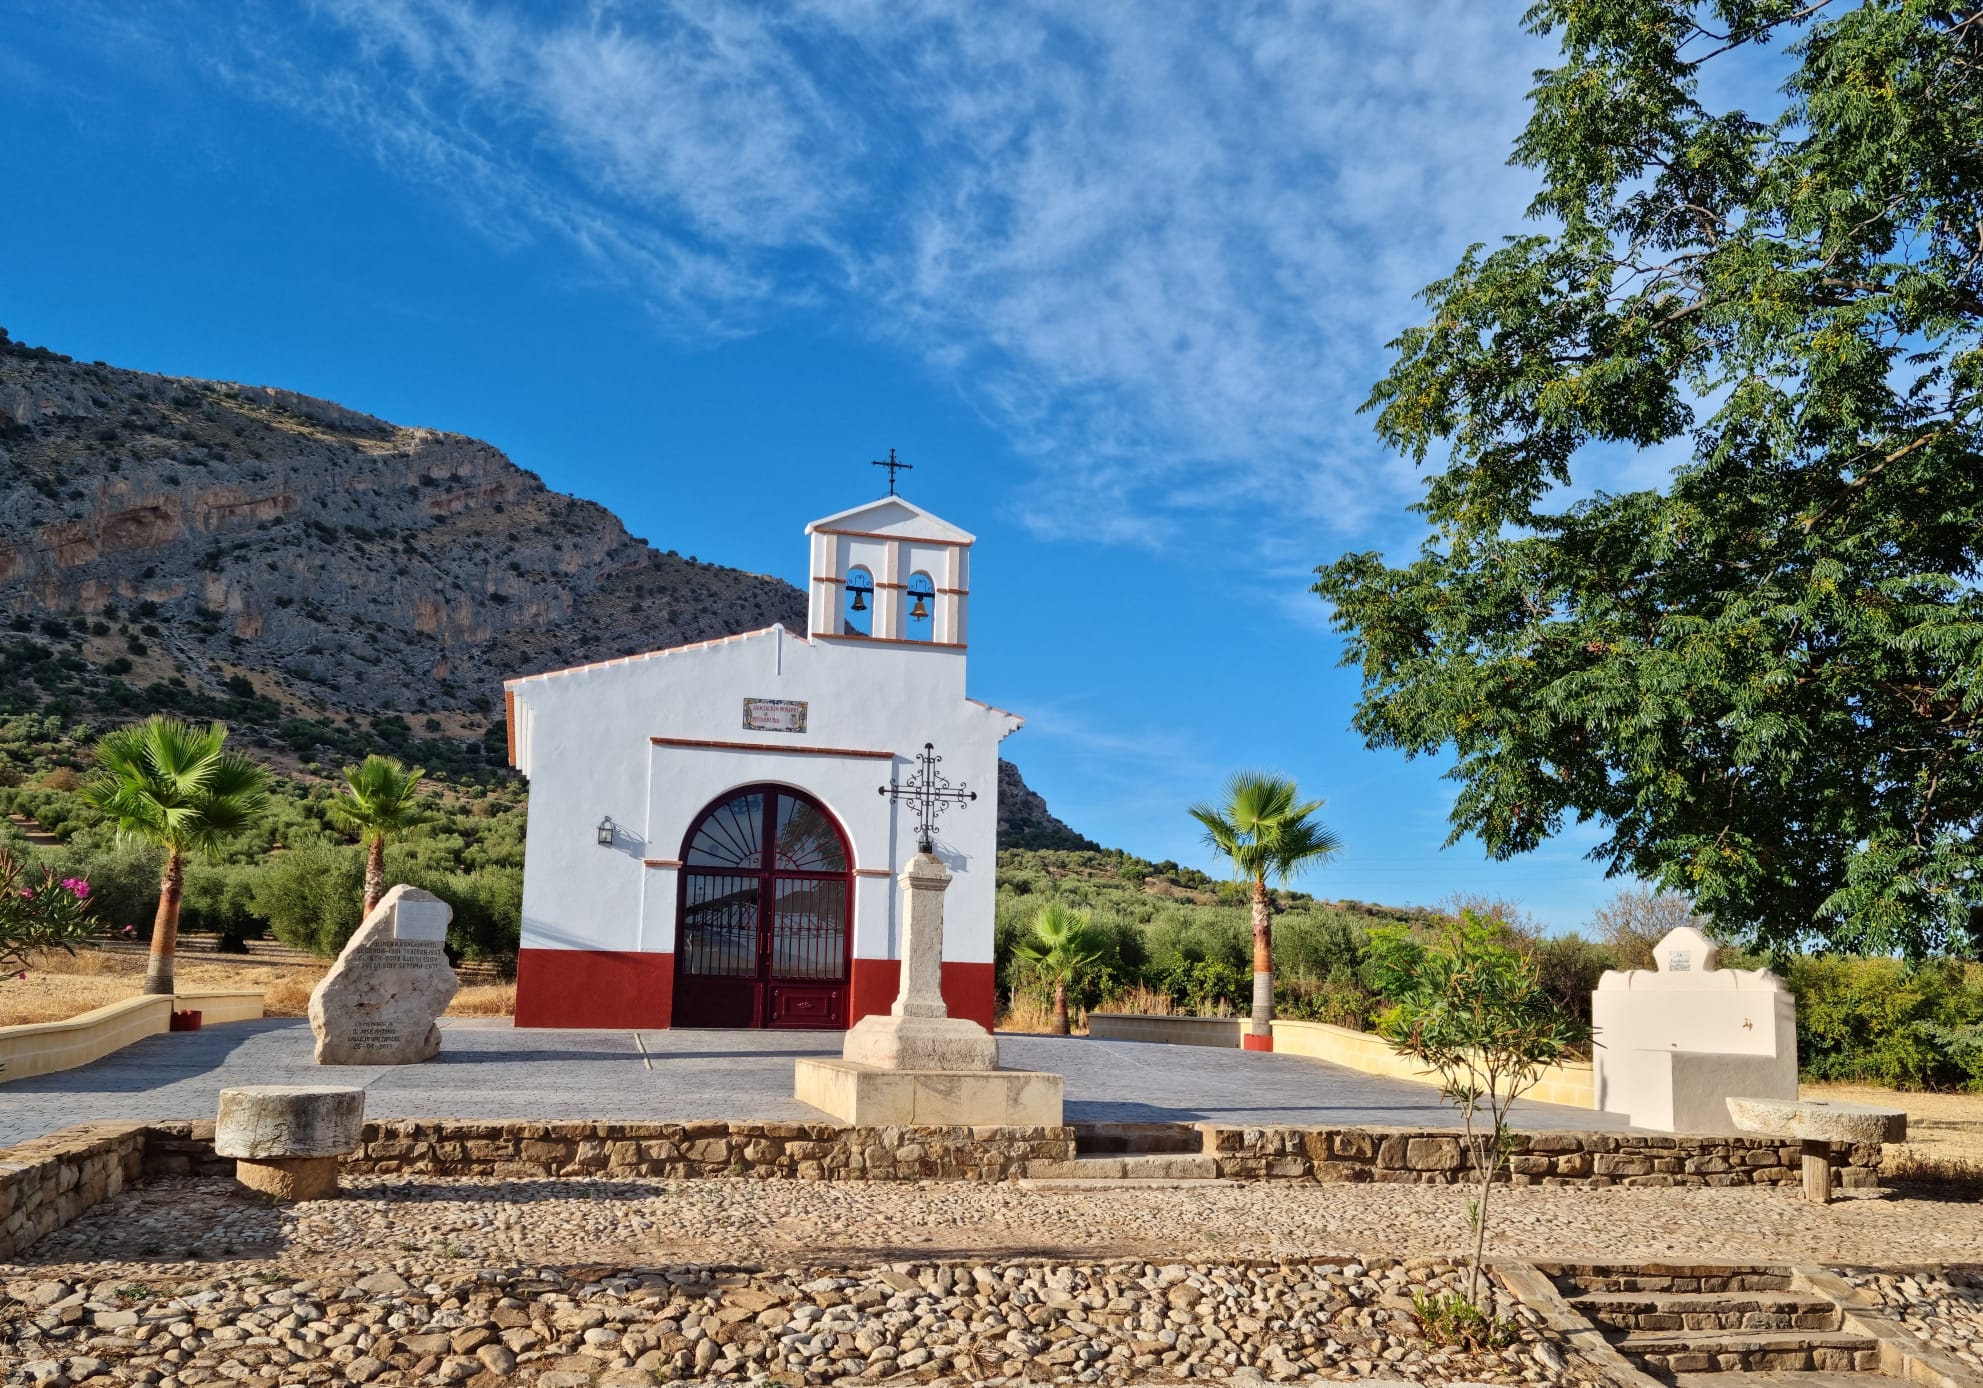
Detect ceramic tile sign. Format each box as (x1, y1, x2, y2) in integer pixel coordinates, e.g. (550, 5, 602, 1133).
(743, 697, 808, 733)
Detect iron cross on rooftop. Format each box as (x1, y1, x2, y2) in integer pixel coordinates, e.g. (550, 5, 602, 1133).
(880, 742, 975, 853)
(872, 448, 913, 494)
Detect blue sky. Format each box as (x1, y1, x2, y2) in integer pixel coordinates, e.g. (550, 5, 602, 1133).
(3, 1, 1678, 928)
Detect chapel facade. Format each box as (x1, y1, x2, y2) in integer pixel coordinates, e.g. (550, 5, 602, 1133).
(503, 494, 1021, 1030)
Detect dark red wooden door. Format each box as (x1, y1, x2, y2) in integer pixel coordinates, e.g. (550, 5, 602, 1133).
(671, 787, 853, 1028)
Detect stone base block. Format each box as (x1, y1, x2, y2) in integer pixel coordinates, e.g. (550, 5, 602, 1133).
(795, 1058, 1063, 1126)
(235, 1156, 340, 1201)
(841, 1013, 999, 1071)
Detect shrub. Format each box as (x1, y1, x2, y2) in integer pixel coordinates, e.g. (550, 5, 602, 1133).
(1789, 956, 1983, 1089)
(254, 844, 366, 956)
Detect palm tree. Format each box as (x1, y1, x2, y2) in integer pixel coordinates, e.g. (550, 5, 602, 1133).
(327, 755, 430, 917)
(1189, 772, 1340, 1045)
(1014, 902, 1102, 1035)
(80, 717, 270, 996)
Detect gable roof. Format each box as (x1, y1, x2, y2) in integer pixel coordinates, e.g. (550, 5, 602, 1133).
(805, 494, 975, 545)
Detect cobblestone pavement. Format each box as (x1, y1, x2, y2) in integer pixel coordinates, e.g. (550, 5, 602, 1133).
(1842, 1268, 1983, 1373)
(0, 1022, 1625, 1147)
(14, 1174, 1983, 1272)
(0, 1255, 1603, 1388)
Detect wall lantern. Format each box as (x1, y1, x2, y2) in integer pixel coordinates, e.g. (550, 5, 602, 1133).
(596, 816, 615, 847)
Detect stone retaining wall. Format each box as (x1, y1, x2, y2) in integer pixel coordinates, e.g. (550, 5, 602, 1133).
(0, 1121, 146, 1259)
(0, 1117, 1895, 1261)
(1199, 1126, 1883, 1188)
(140, 1119, 1882, 1188)
(142, 1120, 1076, 1182)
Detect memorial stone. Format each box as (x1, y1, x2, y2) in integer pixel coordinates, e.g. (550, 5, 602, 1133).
(308, 885, 458, 1065)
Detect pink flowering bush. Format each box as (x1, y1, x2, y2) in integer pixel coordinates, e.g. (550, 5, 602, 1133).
(0, 849, 100, 979)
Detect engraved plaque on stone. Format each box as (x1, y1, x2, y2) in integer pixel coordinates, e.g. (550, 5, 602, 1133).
(393, 898, 449, 942)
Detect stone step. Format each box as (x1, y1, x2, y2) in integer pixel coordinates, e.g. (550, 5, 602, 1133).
(1621, 1329, 1881, 1376)
(1543, 1264, 1797, 1295)
(1022, 1154, 1222, 1181)
(1671, 1373, 1917, 1388)
(1573, 1290, 1841, 1334)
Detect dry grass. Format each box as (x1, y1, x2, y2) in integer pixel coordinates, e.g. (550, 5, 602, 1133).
(1097, 984, 1178, 1016)
(0, 945, 515, 1025)
(451, 983, 516, 1017)
(996, 993, 1085, 1035)
(1804, 1080, 1983, 1186)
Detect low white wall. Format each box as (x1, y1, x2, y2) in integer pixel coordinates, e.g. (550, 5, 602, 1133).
(1272, 1018, 1596, 1109)
(173, 990, 266, 1026)
(0, 989, 266, 1083)
(1087, 1013, 1242, 1048)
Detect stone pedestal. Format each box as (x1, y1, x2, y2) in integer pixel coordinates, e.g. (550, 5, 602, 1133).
(215, 1085, 365, 1201)
(797, 852, 1062, 1125)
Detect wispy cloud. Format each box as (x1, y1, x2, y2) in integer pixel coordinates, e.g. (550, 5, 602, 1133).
(164, 1, 1553, 549)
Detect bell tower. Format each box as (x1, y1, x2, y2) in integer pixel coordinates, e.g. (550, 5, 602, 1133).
(805, 495, 973, 647)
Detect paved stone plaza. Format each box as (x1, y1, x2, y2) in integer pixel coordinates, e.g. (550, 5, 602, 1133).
(0, 1020, 1625, 1146)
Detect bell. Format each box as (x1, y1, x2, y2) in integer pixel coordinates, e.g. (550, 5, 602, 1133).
(910, 593, 930, 620)
(850, 588, 868, 612)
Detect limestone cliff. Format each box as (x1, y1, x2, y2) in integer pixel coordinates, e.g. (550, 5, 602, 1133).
(0, 327, 804, 718)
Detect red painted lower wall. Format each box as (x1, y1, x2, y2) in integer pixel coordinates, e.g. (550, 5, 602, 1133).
(849, 959, 997, 1033)
(514, 948, 997, 1033)
(514, 949, 675, 1029)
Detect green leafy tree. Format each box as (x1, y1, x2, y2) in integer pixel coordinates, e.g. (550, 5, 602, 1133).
(327, 754, 430, 917)
(79, 718, 269, 994)
(1189, 773, 1341, 1039)
(1014, 902, 1103, 1035)
(1377, 914, 1590, 1316)
(1314, 3, 1983, 957)
(253, 843, 368, 957)
(0, 848, 99, 978)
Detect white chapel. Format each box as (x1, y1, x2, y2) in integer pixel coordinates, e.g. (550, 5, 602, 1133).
(502, 494, 1022, 1031)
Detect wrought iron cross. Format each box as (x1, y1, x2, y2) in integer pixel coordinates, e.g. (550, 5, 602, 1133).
(879, 741, 976, 853)
(872, 447, 913, 494)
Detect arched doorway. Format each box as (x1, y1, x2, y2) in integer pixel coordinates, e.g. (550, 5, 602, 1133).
(671, 785, 854, 1028)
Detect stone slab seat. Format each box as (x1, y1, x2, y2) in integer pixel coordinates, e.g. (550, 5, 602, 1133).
(1724, 1097, 1907, 1145)
(1725, 1096, 1906, 1204)
(215, 1085, 365, 1200)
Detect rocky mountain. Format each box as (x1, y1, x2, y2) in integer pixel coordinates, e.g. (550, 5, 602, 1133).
(0, 328, 1089, 846)
(996, 759, 1099, 851)
(0, 327, 803, 725)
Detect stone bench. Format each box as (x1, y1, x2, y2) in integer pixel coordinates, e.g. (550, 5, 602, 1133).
(1726, 1096, 1905, 1204)
(215, 1085, 365, 1200)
